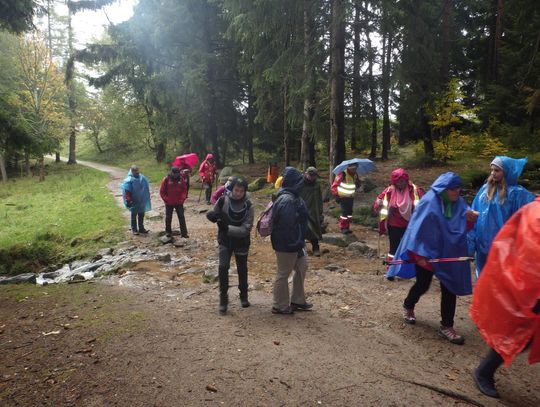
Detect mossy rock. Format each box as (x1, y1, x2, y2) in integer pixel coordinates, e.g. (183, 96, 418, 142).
(248, 177, 267, 192)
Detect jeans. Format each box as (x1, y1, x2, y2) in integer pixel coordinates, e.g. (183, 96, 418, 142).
(273, 251, 308, 309)
(131, 212, 145, 232)
(387, 225, 406, 255)
(165, 204, 188, 236)
(403, 265, 457, 327)
(218, 245, 248, 296)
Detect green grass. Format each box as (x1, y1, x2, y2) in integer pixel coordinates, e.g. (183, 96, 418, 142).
(0, 163, 124, 275)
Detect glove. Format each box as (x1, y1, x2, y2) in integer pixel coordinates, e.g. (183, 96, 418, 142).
(217, 219, 228, 232)
(206, 211, 220, 223)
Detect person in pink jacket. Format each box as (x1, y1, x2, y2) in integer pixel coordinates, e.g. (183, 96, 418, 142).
(198, 153, 218, 204)
(373, 168, 424, 280)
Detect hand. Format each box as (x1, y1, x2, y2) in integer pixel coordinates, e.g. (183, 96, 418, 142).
(466, 210, 479, 223)
(206, 211, 220, 223)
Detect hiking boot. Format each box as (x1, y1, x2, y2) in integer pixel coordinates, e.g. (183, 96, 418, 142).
(139, 228, 149, 234)
(312, 248, 321, 257)
(181, 234, 189, 239)
(341, 229, 352, 235)
(132, 230, 139, 235)
(403, 307, 416, 324)
(438, 326, 465, 345)
(219, 292, 228, 315)
(165, 232, 172, 238)
(473, 368, 500, 398)
(291, 302, 313, 311)
(239, 293, 250, 308)
(271, 306, 294, 315)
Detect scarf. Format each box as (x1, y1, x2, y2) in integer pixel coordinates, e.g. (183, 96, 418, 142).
(439, 190, 453, 219)
(388, 185, 413, 221)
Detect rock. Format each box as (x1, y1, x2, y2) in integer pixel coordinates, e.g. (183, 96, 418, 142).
(250, 282, 264, 291)
(172, 240, 185, 248)
(324, 264, 347, 273)
(159, 235, 173, 244)
(196, 207, 209, 214)
(321, 233, 357, 247)
(146, 210, 163, 221)
(248, 177, 266, 192)
(71, 274, 86, 282)
(0, 273, 36, 285)
(347, 241, 377, 258)
(97, 248, 114, 257)
(182, 267, 203, 274)
(218, 166, 234, 183)
(42, 271, 61, 279)
(202, 269, 219, 283)
(156, 253, 171, 262)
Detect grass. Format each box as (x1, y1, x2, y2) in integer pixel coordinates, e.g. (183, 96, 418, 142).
(0, 163, 124, 275)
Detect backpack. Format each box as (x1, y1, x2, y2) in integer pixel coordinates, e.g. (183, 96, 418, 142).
(256, 201, 274, 237)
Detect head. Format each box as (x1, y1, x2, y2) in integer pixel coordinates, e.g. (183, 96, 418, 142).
(431, 172, 463, 196)
(206, 153, 215, 163)
(347, 164, 358, 174)
(489, 158, 504, 183)
(391, 168, 409, 190)
(445, 187, 461, 202)
(170, 166, 181, 180)
(130, 165, 140, 178)
(225, 176, 236, 191)
(230, 177, 248, 200)
(281, 167, 304, 193)
(304, 166, 318, 182)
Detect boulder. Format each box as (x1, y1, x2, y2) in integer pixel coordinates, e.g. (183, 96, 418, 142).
(324, 264, 347, 273)
(321, 233, 357, 247)
(248, 177, 266, 192)
(347, 241, 377, 258)
(0, 273, 36, 285)
(159, 235, 173, 245)
(202, 269, 219, 283)
(146, 210, 163, 221)
(155, 253, 171, 262)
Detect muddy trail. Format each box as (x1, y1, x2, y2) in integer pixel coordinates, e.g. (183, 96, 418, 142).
(1, 160, 538, 407)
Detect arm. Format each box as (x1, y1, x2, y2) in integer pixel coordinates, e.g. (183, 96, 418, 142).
(228, 203, 255, 238)
(159, 178, 167, 201)
(330, 173, 343, 197)
(373, 187, 390, 212)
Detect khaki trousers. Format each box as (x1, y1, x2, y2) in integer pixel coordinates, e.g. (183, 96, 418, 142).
(273, 251, 308, 309)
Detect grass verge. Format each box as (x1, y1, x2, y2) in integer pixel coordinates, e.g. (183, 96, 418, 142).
(0, 163, 124, 275)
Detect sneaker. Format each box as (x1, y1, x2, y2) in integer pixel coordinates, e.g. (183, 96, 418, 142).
(291, 302, 313, 311)
(271, 306, 294, 315)
(312, 249, 321, 257)
(473, 368, 500, 398)
(438, 326, 465, 345)
(132, 230, 139, 235)
(403, 307, 416, 324)
(181, 234, 189, 239)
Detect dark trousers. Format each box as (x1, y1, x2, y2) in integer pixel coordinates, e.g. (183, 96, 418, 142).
(218, 245, 248, 296)
(203, 182, 212, 203)
(165, 204, 188, 236)
(340, 197, 354, 217)
(387, 225, 407, 255)
(131, 212, 145, 232)
(404, 265, 457, 327)
(477, 348, 504, 378)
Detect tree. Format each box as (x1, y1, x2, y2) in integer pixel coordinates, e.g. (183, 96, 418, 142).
(0, 0, 40, 33)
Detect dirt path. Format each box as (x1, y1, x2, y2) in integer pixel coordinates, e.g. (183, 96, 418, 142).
(1, 159, 538, 406)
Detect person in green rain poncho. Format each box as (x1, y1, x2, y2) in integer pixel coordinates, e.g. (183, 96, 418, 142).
(299, 167, 324, 257)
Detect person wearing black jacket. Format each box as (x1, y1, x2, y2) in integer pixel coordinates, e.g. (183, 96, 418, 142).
(206, 177, 254, 315)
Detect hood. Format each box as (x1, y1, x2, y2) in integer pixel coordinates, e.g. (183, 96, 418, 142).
(280, 167, 304, 194)
(127, 169, 140, 178)
(391, 168, 409, 185)
(205, 153, 214, 161)
(430, 172, 463, 194)
(495, 156, 527, 186)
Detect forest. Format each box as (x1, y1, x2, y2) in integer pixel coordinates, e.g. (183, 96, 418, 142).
(1, 0, 539, 182)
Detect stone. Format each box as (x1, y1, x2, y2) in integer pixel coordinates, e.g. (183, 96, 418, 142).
(321, 233, 357, 247)
(0, 273, 36, 285)
(202, 269, 219, 283)
(249, 282, 263, 291)
(155, 253, 171, 262)
(71, 274, 86, 282)
(146, 210, 163, 221)
(97, 248, 114, 257)
(347, 241, 377, 258)
(324, 264, 347, 273)
(248, 177, 266, 192)
(196, 207, 209, 214)
(159, 235, 173, 244)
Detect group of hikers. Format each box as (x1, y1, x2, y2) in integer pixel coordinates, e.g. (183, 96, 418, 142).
(120, 153, 539, 400)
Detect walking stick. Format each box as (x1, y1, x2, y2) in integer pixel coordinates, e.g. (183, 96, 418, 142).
(377, 233, 381, 275)
(383, 256, 473, 265)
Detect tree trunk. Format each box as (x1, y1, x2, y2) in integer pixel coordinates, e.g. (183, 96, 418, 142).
(381, 28, 392, 161)
(350, 1, 362, 153)
(39, 156, 45, 182)
(55, 152, 60, 162)
(24, 150, 31, 176)
(67, 7, 77, 165)
(330, 0, 346, 175)
(0, 151, 7, 182)
(300, 0, 315, 170)
(247, 86, 255, 164)
(156, 142, 166, 163)
(421, 106, 434, 158)
(366, 28, 377, 159)
(440, 0, 452, 86)
(283, 82, 290, 166)
(487, 0, 503, 84)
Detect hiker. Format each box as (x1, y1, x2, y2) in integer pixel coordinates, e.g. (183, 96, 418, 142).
(271, 167, 312, 314)
(299, 167, 324, 257)
(177, 157, 191, 193)
(387, 172, 478, 344)
(468, 156, 534, 277)
(331, 163, 361, 234)
(470, 197, 540, 398)
(121, 165, 151, 235)
(211, 176, 235, 204)
(159, 166, 189, 238)
(198, 153, 218, 204)
(206, 177, 254, 314)
(373, 168, 424, 279)
(267, 162, 279, 184)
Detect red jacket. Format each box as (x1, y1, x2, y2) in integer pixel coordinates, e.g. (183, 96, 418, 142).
(373, 183, 424, 228)
(331, 170, 361, 197)
(198, 153, 218, 184)
(160, 175, 188, 205)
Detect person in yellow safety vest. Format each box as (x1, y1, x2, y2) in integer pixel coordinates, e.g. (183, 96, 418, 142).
(373, 168, 424, 280)
(331, 163, 361, 234)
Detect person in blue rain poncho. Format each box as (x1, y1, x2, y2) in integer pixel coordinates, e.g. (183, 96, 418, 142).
(387, 172, 478, 345)
(468, 156, 534, 277)
(121, 165, 152, 235)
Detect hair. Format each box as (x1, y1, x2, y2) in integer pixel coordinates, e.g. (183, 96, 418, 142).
(130, 165, 139, 172)
(485, 174, 507, 204)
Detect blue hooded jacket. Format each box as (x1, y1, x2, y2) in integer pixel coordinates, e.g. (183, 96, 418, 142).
(121, 169, 152, 213)
(468, 156, 534, 276)
(270, 167, 308, 252)
(387, 172, 473, 296)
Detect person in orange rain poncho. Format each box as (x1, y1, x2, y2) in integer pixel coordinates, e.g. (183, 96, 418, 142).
(470, 196, 540, 399)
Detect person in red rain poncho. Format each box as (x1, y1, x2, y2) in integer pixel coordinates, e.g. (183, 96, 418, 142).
(373, 168, 424, 280)
(198, 153, 218, 205)
(470, 196, 540, 399)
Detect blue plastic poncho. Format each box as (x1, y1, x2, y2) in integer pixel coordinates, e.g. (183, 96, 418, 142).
(387, 172, 473, 296)
(120, 169, 151, 213)
(468, 156, 534, 276)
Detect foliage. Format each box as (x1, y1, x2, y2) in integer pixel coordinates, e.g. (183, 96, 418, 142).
(469, 132, 508, 159)
(0, 0, 40, 33)
(0, 162, 124, 275)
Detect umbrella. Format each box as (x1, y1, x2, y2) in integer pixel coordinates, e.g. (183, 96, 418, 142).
(172, 153, 199, 170)
(332, 158, 375, 176)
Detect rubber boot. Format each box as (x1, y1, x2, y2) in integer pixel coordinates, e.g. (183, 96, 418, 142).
(473, 348, 503, 398)
(219, 291, 228, 315)
(239, 291, 250, 308)
(386, 254, 395, 281)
